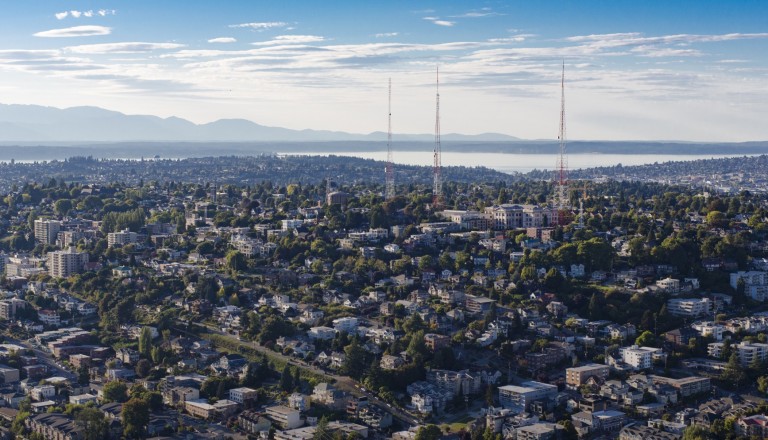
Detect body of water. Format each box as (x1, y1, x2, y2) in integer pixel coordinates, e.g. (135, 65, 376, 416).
(282, 151, 754, 174)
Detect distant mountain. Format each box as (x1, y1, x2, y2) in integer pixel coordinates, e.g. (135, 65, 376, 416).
(0, 103, 519, 143)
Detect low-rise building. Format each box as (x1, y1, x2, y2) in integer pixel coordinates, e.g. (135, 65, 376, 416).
(498, 381, 558, 413)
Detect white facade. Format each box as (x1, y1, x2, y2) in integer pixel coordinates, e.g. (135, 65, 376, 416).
(619, 345, 662, 370)
(692, 322, 724, 341)
(667, 298, 711, 318)
(47, 247, 89, 278)
(332, 317, 359, 334)
(34, 219, 61, 245)
(107, 229, 138, 247)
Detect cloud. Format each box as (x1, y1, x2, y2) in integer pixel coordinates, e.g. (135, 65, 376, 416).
(423, 17, 455, 27)
(451, 9, 503, 18)
(375, 32, 399, 38)
(56, 9, 116, 19)
(229, 21, 288, 31)
(64, 42, 185, 54)
(252, 35, 325, 46)
(34, 25, 111, 38)
(208, 37, 237, 44)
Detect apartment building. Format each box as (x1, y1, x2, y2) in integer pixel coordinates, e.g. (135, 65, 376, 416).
(47, 247, 89, 278)
(667, 298, 711, 318)
(498, 381, 558, 413)
(566, 364, 610, 389)
(34, 219, 61, 245)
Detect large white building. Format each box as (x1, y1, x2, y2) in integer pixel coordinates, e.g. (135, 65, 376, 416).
(107, 229, 138, 247)
(618, 345, 663, 370)
(692, 321, 724, 341)
(498, 381, 557, 413)
(483, 204, 555, 230)
(730, 271, 768, 301)
(667, 298, 711, 318)
(708, 341, 768, 366)
(47, 247, 89, 278)
(34, 219, 61, 245)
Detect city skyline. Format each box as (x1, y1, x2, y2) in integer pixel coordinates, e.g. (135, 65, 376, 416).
(0, 1, 767, 142)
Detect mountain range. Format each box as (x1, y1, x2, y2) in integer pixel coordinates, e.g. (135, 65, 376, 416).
(0, 103, 519, 143)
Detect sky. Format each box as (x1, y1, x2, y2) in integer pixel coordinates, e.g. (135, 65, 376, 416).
(1, 0, 767, 142)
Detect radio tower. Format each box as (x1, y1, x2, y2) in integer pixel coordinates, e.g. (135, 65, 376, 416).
(554, 62, 569, 225)
(385, 78, 395, 200)
(432, 67, 443, 210)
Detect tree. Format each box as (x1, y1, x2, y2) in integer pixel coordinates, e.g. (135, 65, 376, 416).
(75, 406, 109, 440)
(342, 338, 368, 379)
(758, 376, 768, 395)
(313, 416, 330, 440)
(635, 331, 656, 347)
(415, 424, 443, 440)
(135, 359, 151, 378)
(122, 397, 150, 439)
(103, 380, 128, 403)
(721, 353, 746, 389)
(138, 326, 153, 359)
(279, 364, 294, 392)
(226, 250, 247, 272)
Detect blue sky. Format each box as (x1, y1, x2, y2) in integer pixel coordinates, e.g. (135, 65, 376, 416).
(0, 1, 767, 141)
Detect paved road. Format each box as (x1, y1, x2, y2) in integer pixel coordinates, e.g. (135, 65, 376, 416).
(178, 321, 420, 426)
(5, 335, 78, 381)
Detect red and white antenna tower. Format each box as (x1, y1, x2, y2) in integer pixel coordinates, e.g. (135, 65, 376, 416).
(554, 61, 569, 225)
(385, 78, 395, 200)
(432, 66, 443, 209)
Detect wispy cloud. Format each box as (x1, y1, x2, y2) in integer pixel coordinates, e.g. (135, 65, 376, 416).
(55, 9, 115, 20)
(208, 37, 237, 44)
(375, 32, 399, 38)
(423, 17, 455, 27)
(451, 8, 503, 18)
(34, 25, 111, 38)
(229, 21, 288, 31)
(252, 35, 325, 46)
(64, 42, 185, 54)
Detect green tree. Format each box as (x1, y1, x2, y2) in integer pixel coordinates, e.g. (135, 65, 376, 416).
(758, 376, 768, 395)
(135, 359, 151, 378)
(279, 364, 294, 392)
(103, 380, 128, 403)
(313, 416, 330, 440)
(138, 326, 153, 359)
(635, 330, 656, 347)
(342, 338, 368, 379)
(415, 424, 443, 440)
(122, 397, 150, 439)
(75, 406, 109, 440)
(721, 353, 746, 389)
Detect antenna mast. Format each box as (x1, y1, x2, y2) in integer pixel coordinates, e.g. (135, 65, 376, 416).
(385, 78, 395, 200)
(554, 62, 569, 225)
(432, 67, 443, 210)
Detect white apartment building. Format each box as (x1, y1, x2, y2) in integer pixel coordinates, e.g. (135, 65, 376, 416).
(730, 271, 768, 301)
(107, 229, 138, 247)
(34, 219, 61, 245)
(47, 247, 89, 278)
(0, 298, 26, 320)
(692, 321, 724, 341)
(619, 345, 663, 370)
(708, 341, 768, 366)
(229, 387, 258, 404)
(498, 381, 557, 413)
(667, 298, 711, 318)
